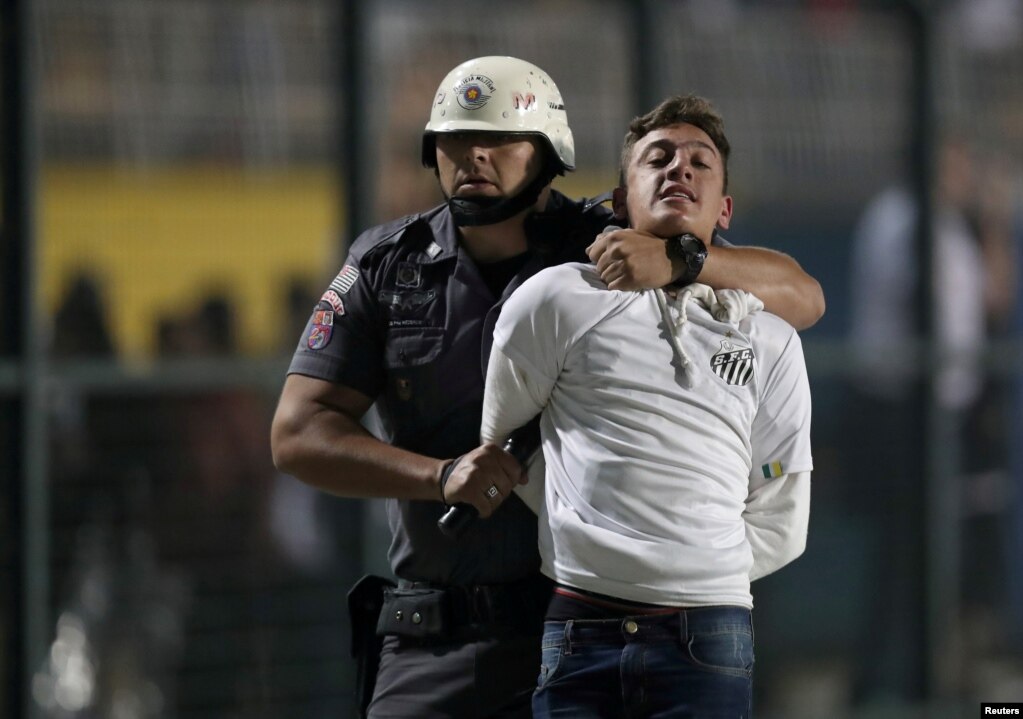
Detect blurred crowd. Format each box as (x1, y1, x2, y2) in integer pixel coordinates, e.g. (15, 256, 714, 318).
(36, 276, 359, 717)
(845, 134, 1022, 705)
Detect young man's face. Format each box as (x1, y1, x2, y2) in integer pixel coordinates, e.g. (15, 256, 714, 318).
(614, 122, 732, 242)
(435, 132, 544, 201)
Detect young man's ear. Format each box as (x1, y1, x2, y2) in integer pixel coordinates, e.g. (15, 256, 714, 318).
(612, 186, 629, 221)
(716, 195, 734, 231)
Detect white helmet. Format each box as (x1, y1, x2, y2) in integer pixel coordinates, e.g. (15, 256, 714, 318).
(422, 56, 575, 173)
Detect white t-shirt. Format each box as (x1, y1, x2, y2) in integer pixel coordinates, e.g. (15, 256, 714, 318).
(485, 263, 813, 608)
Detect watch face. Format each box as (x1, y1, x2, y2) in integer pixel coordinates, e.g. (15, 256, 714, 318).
(670, 233, 707, 286)
(679, 234, 706, 260)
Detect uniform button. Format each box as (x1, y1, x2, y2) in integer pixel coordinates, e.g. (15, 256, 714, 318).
(412, 612, 423, 625)
(394, 610, 403, 621)
(624, 620, 639, 634)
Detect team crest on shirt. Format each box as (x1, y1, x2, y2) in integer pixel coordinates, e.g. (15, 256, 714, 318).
(307, 309, 334, 350)
(709, 339, 755, 386)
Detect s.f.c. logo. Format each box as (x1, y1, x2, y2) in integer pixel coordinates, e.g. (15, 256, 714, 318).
(709, 340, 755, 386)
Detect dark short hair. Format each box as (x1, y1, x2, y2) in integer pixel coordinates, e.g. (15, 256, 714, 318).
(619, 95, 730, 192)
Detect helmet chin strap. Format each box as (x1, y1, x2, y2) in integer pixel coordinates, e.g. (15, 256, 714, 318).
(447, 164, 557, 227)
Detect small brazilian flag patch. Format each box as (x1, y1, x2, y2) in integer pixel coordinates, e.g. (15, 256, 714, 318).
(762, 462, 783, 479)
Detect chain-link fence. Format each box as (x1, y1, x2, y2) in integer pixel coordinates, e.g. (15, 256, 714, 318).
(3, 0, 1022, 716)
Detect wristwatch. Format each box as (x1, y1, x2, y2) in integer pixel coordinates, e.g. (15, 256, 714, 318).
(666, 233, 708, 288)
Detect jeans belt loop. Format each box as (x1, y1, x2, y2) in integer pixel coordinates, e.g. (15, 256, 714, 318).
(563, 619, 575, 655)
(678, 608, 689, 644)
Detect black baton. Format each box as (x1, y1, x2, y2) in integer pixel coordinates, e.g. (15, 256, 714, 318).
(437, 417, 541, 539)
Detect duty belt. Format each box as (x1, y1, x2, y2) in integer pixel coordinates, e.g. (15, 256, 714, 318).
(396, 574, 553, 631)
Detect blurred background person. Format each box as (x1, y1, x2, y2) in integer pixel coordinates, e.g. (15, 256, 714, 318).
(846, 134, 1018, 703)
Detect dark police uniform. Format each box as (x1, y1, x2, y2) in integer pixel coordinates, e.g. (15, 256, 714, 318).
(287, 190, 730, 717)
(288, 190, 609, 718)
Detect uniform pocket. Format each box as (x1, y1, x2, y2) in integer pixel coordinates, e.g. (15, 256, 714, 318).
(382, 327, 445, 368)
(380, 327, 452, 436)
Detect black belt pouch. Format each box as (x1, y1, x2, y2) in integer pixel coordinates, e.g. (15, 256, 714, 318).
(376, 586, 450, 639)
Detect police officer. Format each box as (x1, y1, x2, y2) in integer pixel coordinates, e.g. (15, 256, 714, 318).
(271, 56, 824, 718)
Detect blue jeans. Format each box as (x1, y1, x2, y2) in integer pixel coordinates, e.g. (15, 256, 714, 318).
(533, 606, 754, 719)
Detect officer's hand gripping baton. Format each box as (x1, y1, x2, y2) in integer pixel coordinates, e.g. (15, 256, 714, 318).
(437, 417, 540, 539)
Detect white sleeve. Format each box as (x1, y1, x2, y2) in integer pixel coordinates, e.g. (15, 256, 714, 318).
(481, 266, 582, 445)
(746, 321, 813, 579)
(749, 326, 813, 479)
(482, 264, 610, 515)
(744, 470, 811, 580)
(483, 263, 606, 437)
(481, 346, 552, 515)
(481, 345, 553, 445)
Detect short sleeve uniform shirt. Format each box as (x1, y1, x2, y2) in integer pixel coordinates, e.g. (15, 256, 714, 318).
(287, 192, 610, 585)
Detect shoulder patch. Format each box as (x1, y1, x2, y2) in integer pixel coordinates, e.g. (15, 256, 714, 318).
(320, 290, 345, 315)
(307, 310, 335, 350)
(330, 265, 360, 294)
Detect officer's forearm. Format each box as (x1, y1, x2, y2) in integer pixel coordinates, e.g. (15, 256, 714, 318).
(271, 375, 446, 501)
(280, 421, 444, 501)
(700, 245, 825, 330)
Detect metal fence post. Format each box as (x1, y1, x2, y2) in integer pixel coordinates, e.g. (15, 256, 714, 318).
(904, 0, 963, 703)
(2, 0, 48, 717)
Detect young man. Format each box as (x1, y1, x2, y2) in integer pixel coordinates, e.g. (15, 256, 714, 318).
(272, 57, 821, 718)
(481, 95, 813, 718)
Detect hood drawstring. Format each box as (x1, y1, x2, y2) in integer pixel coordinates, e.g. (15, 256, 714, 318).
(655, 287, 696, 384)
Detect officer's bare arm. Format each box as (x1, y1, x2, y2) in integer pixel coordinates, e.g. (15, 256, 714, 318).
(699, 245, 824, 331)
(272, 374, 523, 514)
(586, 230, 825, 330)
(271, 374, 447, 500)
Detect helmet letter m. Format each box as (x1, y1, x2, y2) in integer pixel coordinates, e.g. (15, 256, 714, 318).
(513, 92, 536, 110)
